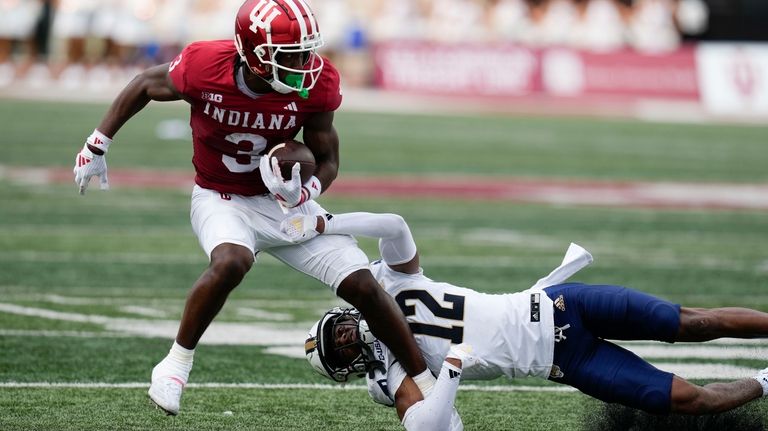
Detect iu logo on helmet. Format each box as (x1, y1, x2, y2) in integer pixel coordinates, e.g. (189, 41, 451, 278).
(249, 0, 281, 32)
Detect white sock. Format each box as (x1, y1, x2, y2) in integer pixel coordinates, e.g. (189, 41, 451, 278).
(165, 342, 194, 375)
(753, 369, 768, 396)
(412, 369, 436, 397)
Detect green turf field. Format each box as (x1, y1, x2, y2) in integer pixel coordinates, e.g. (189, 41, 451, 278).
(1, 99, 767, 430)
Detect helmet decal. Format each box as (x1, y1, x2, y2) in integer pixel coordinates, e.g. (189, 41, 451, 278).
(248, 0, 282, 35)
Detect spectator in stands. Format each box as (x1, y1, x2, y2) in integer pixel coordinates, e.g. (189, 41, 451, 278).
(367, 0, 429, 43)
(150, 0, 191, 64)
(52, 0, 118, 88)
(628, 0, 681, 53)
(572, 0, 627, 52)
(186, 0, 243, 43)
(426, 0, 488, 42)
(486, 0, 533, 43)
(0, 0, 44, 87)
(311, 0, 373, 87)
(109, 0, 155, 69)
(675, 0, 709, 38)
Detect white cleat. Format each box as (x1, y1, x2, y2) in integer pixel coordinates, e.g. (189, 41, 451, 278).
(148, 363, 188, 415)
(754, 367, 768, 397)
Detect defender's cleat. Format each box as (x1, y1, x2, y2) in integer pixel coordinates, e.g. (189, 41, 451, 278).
(753, 367, 768, 397)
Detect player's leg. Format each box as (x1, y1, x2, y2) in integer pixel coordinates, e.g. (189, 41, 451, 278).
(149, 186, 256, 415)
(547, 283, 675, 413)
(677, 307, 768, 341)
(175, 243, 254, 347)
(547, 283, 768, 413)
(554, 337, 768, 414)
(268, 202, 428, 380)
(337, 269, 427, 378)
(548, 283, 682, 342)
(670, 375, 764, 414)
(672, 307, 768, 412)
(546, 308, 676, 414)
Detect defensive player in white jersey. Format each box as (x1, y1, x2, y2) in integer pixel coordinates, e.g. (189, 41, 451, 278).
(71, 0, 430, 416)
(284, 212, 768, 430)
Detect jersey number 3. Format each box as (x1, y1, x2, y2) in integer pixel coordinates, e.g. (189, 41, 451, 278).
(222, 133, 268, 173)
(395, 290, 465, 343)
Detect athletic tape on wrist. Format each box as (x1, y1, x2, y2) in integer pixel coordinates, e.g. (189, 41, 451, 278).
(88, 129, 113, 154)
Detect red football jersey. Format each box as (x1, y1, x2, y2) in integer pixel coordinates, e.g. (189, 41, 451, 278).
(168, 40, 342, 196)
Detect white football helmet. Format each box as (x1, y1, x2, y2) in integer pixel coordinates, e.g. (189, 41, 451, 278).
(305, 307, 378, 382)
(234, 0, 324, 96)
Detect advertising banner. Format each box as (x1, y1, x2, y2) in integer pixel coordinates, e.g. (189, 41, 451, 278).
(373, 41, 540, 96)
(542, 47, 699, 99)
(374, 42, 700, 101)
(696, 43, 768, 115)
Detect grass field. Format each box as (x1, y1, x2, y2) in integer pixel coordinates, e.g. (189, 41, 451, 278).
(1, 98, 767, 430)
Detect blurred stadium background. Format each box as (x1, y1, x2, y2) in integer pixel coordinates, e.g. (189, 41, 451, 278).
(1, 1, 768, 430)
(0, 0, 767, 120)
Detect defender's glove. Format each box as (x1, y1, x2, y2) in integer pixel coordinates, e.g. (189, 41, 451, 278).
(280, 215, 320, 242)
(446, 343, 487, 371)
(74, 130, 112, 195)
(259, 155, 321, 208)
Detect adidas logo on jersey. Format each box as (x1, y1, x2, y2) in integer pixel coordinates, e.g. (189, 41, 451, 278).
(449, 369, 461, 379)
(284, 102, 298, 111)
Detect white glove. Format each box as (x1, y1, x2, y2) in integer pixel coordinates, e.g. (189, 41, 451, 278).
(73, 130, 112, 195)
(446, 343, 487, 371)
(259, 156, 321, 208)
(280, 215, 320, 242)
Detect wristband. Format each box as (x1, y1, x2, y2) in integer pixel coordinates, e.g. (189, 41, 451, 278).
(302, 175, 322, 201)
(87, 129, 113, 155)
(412, 369, 436, 397)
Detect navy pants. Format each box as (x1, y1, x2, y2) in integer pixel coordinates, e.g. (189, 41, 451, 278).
(544, 283, 681, 414)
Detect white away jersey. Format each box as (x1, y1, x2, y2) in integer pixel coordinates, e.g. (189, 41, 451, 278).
(365, 243, 593, 405)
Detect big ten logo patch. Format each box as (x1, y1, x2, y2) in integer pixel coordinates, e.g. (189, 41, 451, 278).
(202, 92, 223, 103)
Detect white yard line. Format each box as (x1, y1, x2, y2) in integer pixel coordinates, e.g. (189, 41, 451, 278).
(0, 248, 758, 274)
(0, 381, 576, 392)
(0, 329, 136, 338)
(1, 302, 766, 380)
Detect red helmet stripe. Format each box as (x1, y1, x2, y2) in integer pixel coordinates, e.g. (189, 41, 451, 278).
(292, 0, 318, 35)
(281, 0, 310, 40)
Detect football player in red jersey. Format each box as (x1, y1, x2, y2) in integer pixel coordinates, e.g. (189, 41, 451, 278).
(72, 0, 429, 416)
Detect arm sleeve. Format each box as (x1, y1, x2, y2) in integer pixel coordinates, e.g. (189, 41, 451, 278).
(401, 362, 464, 431)
(323, 213, 417, 265)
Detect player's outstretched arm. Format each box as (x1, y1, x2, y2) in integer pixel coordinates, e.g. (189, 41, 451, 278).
(396, 359, 465, 430)
(97, 63, 182, 137)
(280, 212, 420, 273)
(397, 344, 485, 430)
(73, 63, 182, 195)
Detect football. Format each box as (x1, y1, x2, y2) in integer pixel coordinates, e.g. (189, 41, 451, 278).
(265, 139, 316, 184)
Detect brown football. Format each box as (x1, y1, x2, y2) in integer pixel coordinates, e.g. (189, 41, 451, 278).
(265, 139, 316, 184)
